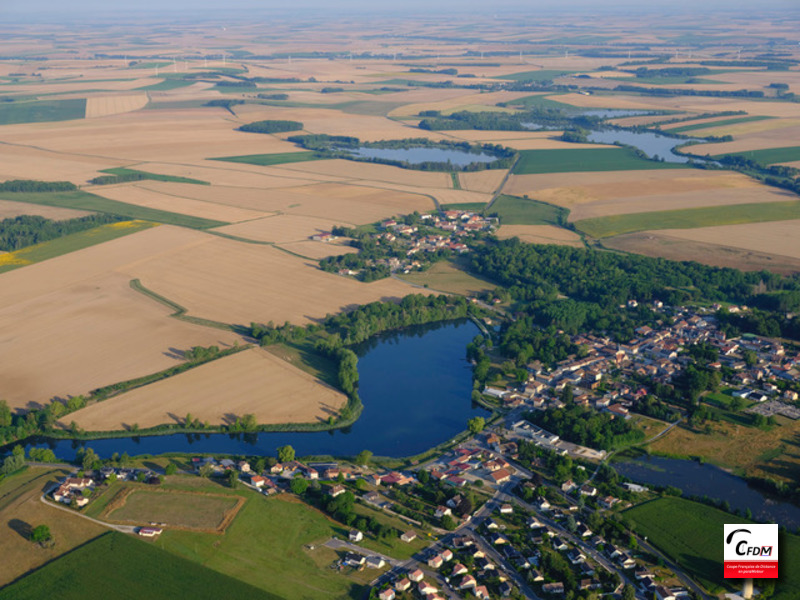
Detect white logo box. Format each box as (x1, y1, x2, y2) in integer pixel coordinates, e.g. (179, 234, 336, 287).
(724, 524, 779, 579)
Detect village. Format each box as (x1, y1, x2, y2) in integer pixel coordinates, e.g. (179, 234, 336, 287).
(42, 302, 799, 600)
(314, 210, 497, 279)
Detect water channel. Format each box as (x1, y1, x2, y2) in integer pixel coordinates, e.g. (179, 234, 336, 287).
(614, 455, 800, 528)
(23, 320, 488, 461)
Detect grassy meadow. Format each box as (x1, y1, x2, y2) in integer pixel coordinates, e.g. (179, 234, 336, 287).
(100, 167, 209, 185)
(625, 497, 800, 599)
(0, 531, 282, 600)
(668, 115, 774, 133)
(713, 146, 800, 165)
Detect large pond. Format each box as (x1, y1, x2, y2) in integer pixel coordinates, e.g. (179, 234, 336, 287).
(343, 146, 498, 167)
(586, 129, 703, 163)
(21, 320, 488, 461)
(615, 455, 800, 529)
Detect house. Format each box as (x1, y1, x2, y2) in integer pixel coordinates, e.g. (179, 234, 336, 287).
(452, 563, 469, 577)
(250, 475, 267, 488)
(655, 586, 676, 600)
(551, 536, 568, 551)
(434, 506, 452, 518)
(440, 549, 454, 562)
(542, 582, 565, 595)
(618, 553, 637, 569)
(485, 518, 500, 530)
(428, 554, 444, 569)
(499, 581, 514, 597)
(579, 483, 597, 497)
(459, 575, 477, 590)
(489, 468, 511, 484)
(270, 463, 284, 474)
(366, 556, 386, 569)
(577, 523, 593, 538)
(474, 586, 491, 600)
(394, 578, 411, 592)
(138, 527, 163, 537)
(408, 569, 424, 582)
(345, 553, 365, 567)
(537, 498, 551, 511)
(400, 530, 417, 543)
(567, 548, 586, 564)
(378, 589, 395, 600)
(237, 461, 251, 473)
(490, 532, 509, 545)
(417, 581, 437, 595)
(500, 504, 513, 514)
(328, 484, 346, 497)
(349, 530, 363, 543)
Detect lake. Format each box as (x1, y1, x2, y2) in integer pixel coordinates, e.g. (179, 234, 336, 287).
(615, 455, 800, 528)
(21, 320, 488, 461)
(344, 146, 498, 167)
(586, 129, 703, 163)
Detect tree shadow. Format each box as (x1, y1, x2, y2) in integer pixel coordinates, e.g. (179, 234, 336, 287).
(8, 519, 32, 541)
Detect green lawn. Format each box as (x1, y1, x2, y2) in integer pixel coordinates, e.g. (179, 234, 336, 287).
(0, 531, 282, 600)
(100, 167, 209, 185)
(713, 145, 800, 165)
(574, 200, 800, 238)
(625, 497, 800, 599)
(0, 220, 156, 274)
(497, 70, 575, 82)
(211, 151, 322, 167)
(512, 147, 686, 175)
(0, 99, 86, 125)
(155, 495, 365, 600)
(668, 115, 774, 133)
(1, 190, 226, 229)
(488, 194, 568, 226)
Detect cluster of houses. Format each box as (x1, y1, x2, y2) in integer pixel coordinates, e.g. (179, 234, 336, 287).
(485, 304, 800, 436)
(52, 476, 94, 507)
(50, 466, 161, 508)
(426, 445, 517, 491)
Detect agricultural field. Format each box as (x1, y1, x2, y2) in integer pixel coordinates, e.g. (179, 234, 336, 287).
(0, 99, 87, 125)
(84, 94, 149, 118)
(625, 497, 800, 599)
(495, 224, 583, 247)
(65, 347, 347, 431)
(512, 147, 686, 175)
(154, 493, 367, 600)
(0, 531, 282, 600)
(488, 194, 569, 226)
(713, 145, 800, 165)
(574, 200, 800, 239)
(102, 488, 243, 532)
(0, 467, 106, 588)
(397, 259, 497, 296)
(215, 214, 351, 244)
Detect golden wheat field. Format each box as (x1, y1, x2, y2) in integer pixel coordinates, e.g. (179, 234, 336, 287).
(64, 347, 346, 431)
(85, 94, 149, 118)
(496, 224, 583, 247)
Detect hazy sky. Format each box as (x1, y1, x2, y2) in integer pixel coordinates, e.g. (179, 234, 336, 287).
(3, 0, 799, 15)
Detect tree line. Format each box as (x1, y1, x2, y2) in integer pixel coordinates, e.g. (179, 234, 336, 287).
(0, 214, 123, 252)
(0, 179, 77, 192)
(237, 120, 303, 134)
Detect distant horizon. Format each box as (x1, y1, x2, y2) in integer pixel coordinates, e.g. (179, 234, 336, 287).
(3, 0, 800, 20)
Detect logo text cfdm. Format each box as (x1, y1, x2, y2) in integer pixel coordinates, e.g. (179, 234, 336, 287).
(723, 524, 779, 579)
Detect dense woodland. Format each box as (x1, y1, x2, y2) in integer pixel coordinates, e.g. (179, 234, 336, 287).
(525, 404, 644, 450)
(418, 107, 602, 132)
(237, 119, 303, 134)
(0, 179, 77, 192)
(0, 214, 122, 251)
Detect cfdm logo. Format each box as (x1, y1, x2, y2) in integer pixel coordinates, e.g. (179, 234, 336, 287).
(724, 524, 779, 579)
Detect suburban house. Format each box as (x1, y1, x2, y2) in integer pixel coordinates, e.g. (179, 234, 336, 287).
(349, 530, 363, 542)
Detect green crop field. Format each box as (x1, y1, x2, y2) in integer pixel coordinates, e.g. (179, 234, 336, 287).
(397, 259, 496, 296)
(211, 151, 321, 167)
(0, 531, 282, 600)
(2, 190, 226, 229)
(713, 146, 800, 165)
(100, 167, 209, 185)
(0, 99, 86, 125)
(497, 70, 575, 82)
(505, 94, 571, 110)
(489, 194, 568, 226)
(105, 489, 241, 531)
(668, 115, 774, 133)
(625, 497, 800, 598)
(155, 494, 365, 600)
(135, 79, 197, 91)
(0, 220, 156, 274)
(512, 147, 686, 175)
(575, 200, 800, 238)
